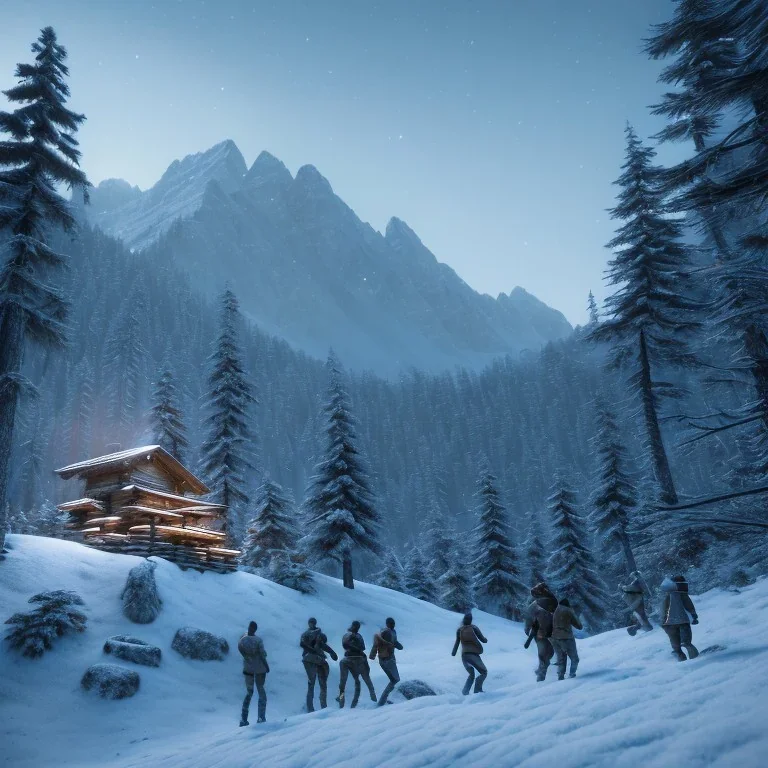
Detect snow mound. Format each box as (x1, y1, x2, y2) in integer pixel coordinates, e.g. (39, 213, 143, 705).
(81, 663, 140, 699)
(1, 535, 766, 768)
(171, 627, 228, 661)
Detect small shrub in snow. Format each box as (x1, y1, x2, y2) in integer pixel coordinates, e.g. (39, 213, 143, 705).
(104, 635, 162, 667)
(269, 551, 315, 594)
(171, 627, 229, 660)
(121, 560, 162, 624)
(4, 590, 87, 658)
(81, 663, 140, 699)
(398, 680, 437, 700)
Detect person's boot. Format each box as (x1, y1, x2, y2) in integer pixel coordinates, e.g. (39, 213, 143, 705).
(336, 691, 345, 708)
(370, 691, 377, 703)
(257, 716, 266, 723)
(627, 625, 638, 636)
(239, 718, 249, 727)
(674, 650, 687, 661)
(684, 644, 699, 659)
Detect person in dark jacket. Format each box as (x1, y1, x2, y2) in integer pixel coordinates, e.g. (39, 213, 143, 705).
(551, 598, 582, 679)
(451, 612, 488, 694)
(238, 621, 269, 725)
(300, 617, 338, 712)
(620, 571, 653, 636)
(336, 620, 377, 708)
(660, 575, 699, 661)
(524, 582, 558, 682)
(370, 616, 404, 706)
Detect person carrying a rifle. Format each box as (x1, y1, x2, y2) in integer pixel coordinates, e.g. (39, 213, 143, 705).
(300, 617, 338, 712)
(524, 582, 558, 682)
(451, 612, 488, 694)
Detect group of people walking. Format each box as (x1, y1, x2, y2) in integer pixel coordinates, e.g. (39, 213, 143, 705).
(236, 572, 701, 725)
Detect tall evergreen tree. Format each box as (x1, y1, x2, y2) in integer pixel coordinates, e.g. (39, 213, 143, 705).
(587, 291, 599, 326)
(523, 516, 547, 588)
(589, 125, 700, 505)
(200, 290, 255, 543)
(424, 502, 453, 585)
(375, 547, 406, 592)
(64, 360, 93, 463)
(589, 405, 639, 576)
(404, 545, 438, 603)
(547, 478, 612, 632)
(440, 539, 475, 614)
(0, 27, 89, 553)
(240, 477, 300, 571)
(150, 367, 188, 463)
(471, 467, 527, 618)
(302, 354, 381, 589)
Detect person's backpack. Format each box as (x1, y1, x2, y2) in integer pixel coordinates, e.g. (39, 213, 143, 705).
(370, 632, 392, 660)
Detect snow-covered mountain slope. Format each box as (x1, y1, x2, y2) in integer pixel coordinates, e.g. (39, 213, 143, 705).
(1, 536, 765, 768)
(78, 142, 571, 375)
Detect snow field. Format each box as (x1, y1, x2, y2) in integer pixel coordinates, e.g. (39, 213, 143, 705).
(1, 534, 766, 768)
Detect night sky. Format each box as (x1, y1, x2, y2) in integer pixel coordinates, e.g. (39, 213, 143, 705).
(0, 0, 689, 324)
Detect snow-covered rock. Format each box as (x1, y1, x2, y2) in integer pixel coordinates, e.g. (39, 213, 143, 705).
(2, 535, 765, 768)
(121, 560, 162, 624)
(171, 627, 229, 661)
(103, 635, 161, 667)
(81, 663, 140, 699)
(396, 679, 437, 700)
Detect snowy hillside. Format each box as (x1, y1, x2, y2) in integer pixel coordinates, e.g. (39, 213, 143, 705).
(2, 535, 765, 768)
(76, 143, 572, 375)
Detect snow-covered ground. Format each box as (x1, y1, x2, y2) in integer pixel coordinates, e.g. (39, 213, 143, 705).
(1, 535, 766, 768)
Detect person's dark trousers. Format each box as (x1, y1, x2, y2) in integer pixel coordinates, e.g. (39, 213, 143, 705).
(377, 658, 400, 705)
(551, 638, 579, 678)
(461, 653, 487, 694)
(534, 638, 554, 680)
(663, 624, 698, 660)
(339, 657, 376, 707)
(304, 661, 329, 712)
(242, 672, 267, 722)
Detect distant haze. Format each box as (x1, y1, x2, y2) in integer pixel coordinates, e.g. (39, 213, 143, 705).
(0, 0, 690, 324)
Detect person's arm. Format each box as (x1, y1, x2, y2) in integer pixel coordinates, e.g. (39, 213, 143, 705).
(395, 638, 404, 651)
(571, 611, 583, 631)
(682, 594, 698, 623)
(300, 633, 316, 653)
(381, 629, 399, 650)
(474, 626, 488, 643)
(524, 607, 533, 634)
(369, 635, 378, 660)
(321, 642, 338, 660)
(451, 629, 460, 656)
(661, 594, 670, 623)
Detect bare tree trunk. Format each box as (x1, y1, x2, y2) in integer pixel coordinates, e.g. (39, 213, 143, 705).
(619, 532, 638, 575)
(745, 325, 768, 432)
(342, 550, 354, 590)
(639, 329, 679, 505)
(0, 306, 26, 557)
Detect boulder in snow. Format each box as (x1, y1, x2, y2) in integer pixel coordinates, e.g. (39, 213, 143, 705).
(121, 560, 162, 624)
(81, 663, 140, 699)
(171, 627, 229, 661)
(398, 679, 437, 700)
(103, 635, 161, 667)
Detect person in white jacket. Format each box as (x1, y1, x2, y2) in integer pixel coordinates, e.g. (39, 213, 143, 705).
(660, 576, 699, 661)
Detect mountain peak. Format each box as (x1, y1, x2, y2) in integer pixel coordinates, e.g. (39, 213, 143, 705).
(295, 164, 333, 195)
(245, 150, 293, 191)
(385, 216, 421, 245)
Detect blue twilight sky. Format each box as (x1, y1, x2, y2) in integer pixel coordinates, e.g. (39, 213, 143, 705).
(0, 0, 690, 325)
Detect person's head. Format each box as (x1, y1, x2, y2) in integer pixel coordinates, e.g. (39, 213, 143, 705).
(385, 617, 395, 630)
(248, 621, 257, 636)
(350, 620, 361, 633)
(559, 598, 571, 607)
(462, 612, 473, 626)
(531, 582, 552, 599)
(308, 617, 317, 628)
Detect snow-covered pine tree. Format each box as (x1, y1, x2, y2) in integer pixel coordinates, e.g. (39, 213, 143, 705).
(424, 503, 453, 585)
(199, 290, 256, 544)
(523, 516, 547, 589)
(240, 477, 300, 572)
(588, 125, 700, 505)
(440, 539, 474, 614)
(269, 551, 315, 594)
(587, 291, 599, 326)
(150, 367, 188, 463)
(404, 545, 438, 603)
(104, 290, 148, 440)
(18, 402, 49, 514)
(471, 467, 527, 619)
(64, 359, 93, 463)
(547, 478, 612, 632)
(33, 499, 68, 538)
(375, 547, 406, 592)
(302, 354, 381, 589)
(589, 405, 640, 576)
(0, 27, 89, 553)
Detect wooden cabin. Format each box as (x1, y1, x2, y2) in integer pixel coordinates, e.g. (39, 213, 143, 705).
(55, 445, 239, 573)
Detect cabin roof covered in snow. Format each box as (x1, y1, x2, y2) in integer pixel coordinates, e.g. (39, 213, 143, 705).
(55, 445, 209, 495)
